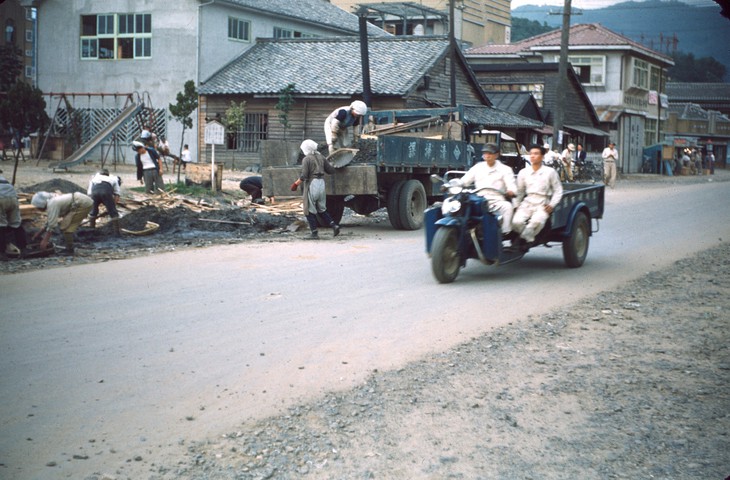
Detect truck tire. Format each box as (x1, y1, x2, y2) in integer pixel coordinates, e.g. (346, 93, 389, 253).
(563, 211, 589, 268)
(398, 180, 427, 230)
(431, 227, 461, 283)
(387, 181, 405, 229)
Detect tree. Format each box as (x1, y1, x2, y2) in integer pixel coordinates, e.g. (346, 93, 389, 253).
(0, 44, 23, 92)
(510, 17, 555, 42)
(0, 82, 50, 183)
(669, 51, 726, 82)
(224, 100, 246, 149)
(168, 80, 198, 157)
(275, 83, 296, 141)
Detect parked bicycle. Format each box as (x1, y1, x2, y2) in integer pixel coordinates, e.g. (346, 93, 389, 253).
(573, 160, 602, 184)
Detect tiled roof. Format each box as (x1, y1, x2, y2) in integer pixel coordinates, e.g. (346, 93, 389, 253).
(668, 102, 730, 121)
(467, 23, 673, 64)
(200, 36, 452, 96)
(666, 82, 730, 102)
(224, 0, 388, 36)
(667, 103, 708, 120)
(462, 105, 543, 129)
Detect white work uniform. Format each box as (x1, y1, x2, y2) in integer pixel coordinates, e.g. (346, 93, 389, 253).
(459, 160, 516, 234)
(324, 106, 360, 154)
(512, 164, 563, 243)
(602, 146, 619, 188)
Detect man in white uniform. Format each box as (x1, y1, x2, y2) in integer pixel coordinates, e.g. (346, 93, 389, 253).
(512, 144, 563, 247)
(457, 143, 516, 235)
(324, 100, 368, 154)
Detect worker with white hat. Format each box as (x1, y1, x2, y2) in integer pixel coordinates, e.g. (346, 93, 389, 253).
(31, 190, 93, 255)
(561, 143, 576, 182)
(324, 100, 368, 154)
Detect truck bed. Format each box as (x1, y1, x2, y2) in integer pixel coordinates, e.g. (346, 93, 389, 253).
(550, 183, 605, 230)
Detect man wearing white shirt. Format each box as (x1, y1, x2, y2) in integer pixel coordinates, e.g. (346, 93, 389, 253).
(458, 143, 516, 235)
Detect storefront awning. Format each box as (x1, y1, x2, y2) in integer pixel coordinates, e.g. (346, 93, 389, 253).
(564, 124, 610, 137)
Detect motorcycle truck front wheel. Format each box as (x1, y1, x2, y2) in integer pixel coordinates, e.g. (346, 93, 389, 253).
(431, 227, 462, 283)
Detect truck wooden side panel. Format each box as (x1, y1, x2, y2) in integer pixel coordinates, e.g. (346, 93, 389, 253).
(262, 164, 379, 197)
(377, 136, 472, 170)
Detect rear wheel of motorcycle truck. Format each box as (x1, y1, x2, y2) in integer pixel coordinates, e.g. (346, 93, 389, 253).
(431, 227, 461, 283)
(398, 179, 427, 230)
(386, 181, 405, 229)
(563, 211, 589, 268)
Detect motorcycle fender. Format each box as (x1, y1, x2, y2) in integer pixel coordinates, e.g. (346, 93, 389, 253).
(560, 203, 590, 239)
(424, 206, 443, 253)
(481, 213, 501, 261)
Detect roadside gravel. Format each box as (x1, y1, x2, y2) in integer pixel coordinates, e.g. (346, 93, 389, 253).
(130, 242, 728, 480)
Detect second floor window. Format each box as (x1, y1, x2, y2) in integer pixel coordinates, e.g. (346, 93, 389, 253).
(632, 58, 649, 89)
(567, 55, 605, 86)
(80, 13, 152, 60)
(273, 27, 315, 39)
(228, 17, 250, 42)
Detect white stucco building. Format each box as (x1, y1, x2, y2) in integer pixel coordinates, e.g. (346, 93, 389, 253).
(19, 0, 385, 162)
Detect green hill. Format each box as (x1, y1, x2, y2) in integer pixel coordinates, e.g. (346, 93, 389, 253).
(512, 0, 730, 81)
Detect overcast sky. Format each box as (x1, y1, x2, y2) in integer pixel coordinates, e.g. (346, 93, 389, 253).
(510, 0, 719, 9)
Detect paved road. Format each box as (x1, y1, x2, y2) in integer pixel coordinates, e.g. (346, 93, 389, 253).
(1, 178, 729, 479)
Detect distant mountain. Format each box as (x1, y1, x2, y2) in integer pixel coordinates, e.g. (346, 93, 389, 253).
(512, 0, 730, 80)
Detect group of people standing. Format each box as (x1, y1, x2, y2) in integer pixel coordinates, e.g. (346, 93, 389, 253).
(678, 148, 715, 175)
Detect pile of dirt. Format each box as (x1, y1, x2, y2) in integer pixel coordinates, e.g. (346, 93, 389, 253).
(18, 178, 87, 194)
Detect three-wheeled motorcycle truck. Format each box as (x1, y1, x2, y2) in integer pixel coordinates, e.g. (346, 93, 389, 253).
(425, 172, 605, 283)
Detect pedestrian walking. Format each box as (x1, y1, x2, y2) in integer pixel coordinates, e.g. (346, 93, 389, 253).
(602, 141, 619, 188)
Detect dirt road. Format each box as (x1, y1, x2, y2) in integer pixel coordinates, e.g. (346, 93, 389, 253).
(0, 164, 729, 479)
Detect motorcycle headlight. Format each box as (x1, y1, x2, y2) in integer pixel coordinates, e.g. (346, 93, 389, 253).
(445, 179, 463, 195)
(441, 198, 462, 215)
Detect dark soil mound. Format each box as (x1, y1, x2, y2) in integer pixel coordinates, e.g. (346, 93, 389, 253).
(117, 205, 293, 235)
(19, 178, 86, 194)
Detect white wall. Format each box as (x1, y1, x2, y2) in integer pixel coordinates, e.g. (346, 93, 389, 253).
(36, 0, 200, 159)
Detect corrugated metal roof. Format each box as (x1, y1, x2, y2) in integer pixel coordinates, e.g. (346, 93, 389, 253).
(200, 36, 451, 96)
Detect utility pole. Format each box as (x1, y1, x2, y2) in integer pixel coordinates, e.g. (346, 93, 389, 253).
(449, 0, 456, 107)
(553, 0, 572, 151)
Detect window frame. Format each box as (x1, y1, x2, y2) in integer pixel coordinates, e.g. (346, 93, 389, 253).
(631, 58, 650, 90)
(566, 55, 606, 87)
(228, 16, 251, 42)
(226, 112, 268, 153)
(80, 13, 152, 60)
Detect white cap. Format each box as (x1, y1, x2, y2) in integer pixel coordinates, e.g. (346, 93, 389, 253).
(31, 191, 54, 209)
(131, 140, 145, 150)
(300, 139, 319, 156)
(350, 100, 368, 116)
(567, 143, 575, 151)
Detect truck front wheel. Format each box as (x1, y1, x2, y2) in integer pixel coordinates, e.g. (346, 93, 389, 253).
(399, 180, 427, 230)
(563, 211, 589, 268)
(431, 227, 461, 283)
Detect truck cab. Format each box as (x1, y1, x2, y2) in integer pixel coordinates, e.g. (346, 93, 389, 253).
(468, 129, 527, 175)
